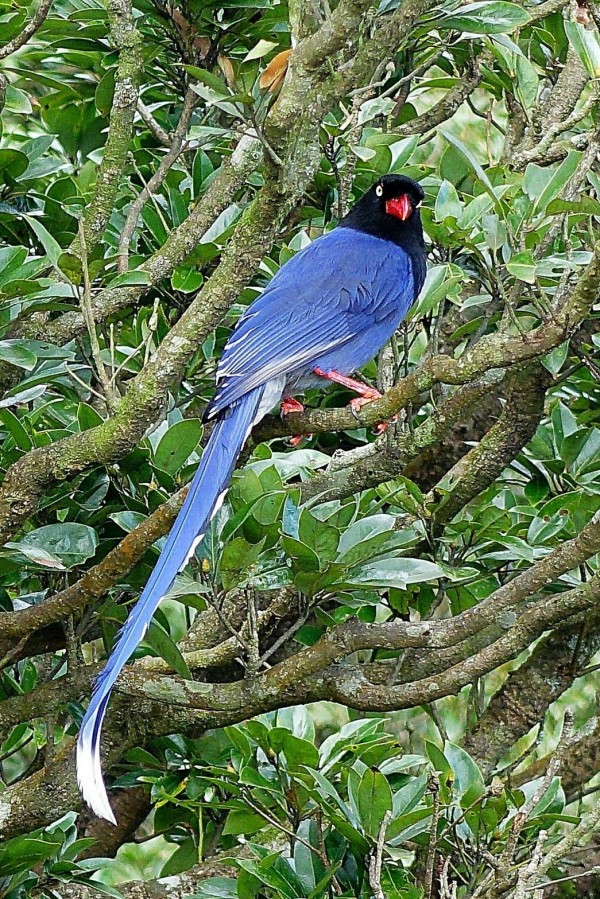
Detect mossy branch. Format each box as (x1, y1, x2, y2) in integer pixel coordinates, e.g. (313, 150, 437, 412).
(79, 0, 143, 255)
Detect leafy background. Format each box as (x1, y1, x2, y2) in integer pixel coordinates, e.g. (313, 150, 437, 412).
(0, 0, 600, 896)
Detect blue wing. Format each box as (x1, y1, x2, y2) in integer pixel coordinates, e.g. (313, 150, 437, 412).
(206, 228, 419, 417)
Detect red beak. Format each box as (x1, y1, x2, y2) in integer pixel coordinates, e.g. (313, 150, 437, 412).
(386, 194, 412, 221)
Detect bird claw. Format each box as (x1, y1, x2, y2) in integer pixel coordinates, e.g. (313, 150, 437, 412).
(289, 434, 309, 446)
(280, 397, 309, 445)
(349, 392, 382, 413)
(280, 396, 305, 416)
(348, 393, 393, 434)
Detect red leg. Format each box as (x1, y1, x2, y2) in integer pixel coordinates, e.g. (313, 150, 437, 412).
(313, 367, 390, 433)
(313, 367, 382, 401)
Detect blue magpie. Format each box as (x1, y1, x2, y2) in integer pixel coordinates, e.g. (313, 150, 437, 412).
(77, 174, 426, 822)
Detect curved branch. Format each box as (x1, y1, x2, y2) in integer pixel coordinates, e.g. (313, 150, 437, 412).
(0, 0, 53, 61)
(0, 489, 185, 644)
(327, 576, 600, 709)
(396, 51, 491, 137)
(429, 361, 549, 528)
(297, 374, 499, 503)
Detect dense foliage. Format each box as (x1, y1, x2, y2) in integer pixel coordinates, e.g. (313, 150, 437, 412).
(0, 0, 599, 895)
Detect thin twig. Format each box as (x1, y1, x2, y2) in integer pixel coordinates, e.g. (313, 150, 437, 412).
(491, 712, 574, 899)
(513, 86, 599, 168)
(245, 588, 260, 675)
(368, 809, 392, 899)
(77, 218, 119, 409)
(257, 597, 307, 666)
(137, 98, 172, 146)
(0, 0, 54, 60)
(0, 635, 28, 670)
(424, 775, 441, 899)
(118, 87, 198, 272)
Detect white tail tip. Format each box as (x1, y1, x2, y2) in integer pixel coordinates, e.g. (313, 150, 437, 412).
(77, 726, 117, 825)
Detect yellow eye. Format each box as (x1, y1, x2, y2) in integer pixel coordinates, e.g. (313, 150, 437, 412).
(375, 184, 383, 197)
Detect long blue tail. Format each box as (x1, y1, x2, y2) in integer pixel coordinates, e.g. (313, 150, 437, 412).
(77, 385, 267, 823)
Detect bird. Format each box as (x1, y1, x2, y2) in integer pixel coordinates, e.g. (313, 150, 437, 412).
(77, 173, 427, 823)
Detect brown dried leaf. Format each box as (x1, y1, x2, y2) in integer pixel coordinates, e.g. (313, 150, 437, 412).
(218, 54, 236, 89)
(172, 8, 191, 34)
(194, 36, 211, 59)
(259, 49, 292, 93)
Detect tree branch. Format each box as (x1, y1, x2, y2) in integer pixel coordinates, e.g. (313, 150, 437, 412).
(465, 617, 600, 777)
(396, 52, 491, 137)
(117, 86, 198, 272)
(0, 0, 53, 61)
(79, 0, 143, 255)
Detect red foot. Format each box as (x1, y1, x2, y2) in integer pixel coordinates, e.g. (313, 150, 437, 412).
(280, 396, 304, 416)
(349, 391, 383, 412)
(350, 396, 390, 434)
(280, 396, 309, 445)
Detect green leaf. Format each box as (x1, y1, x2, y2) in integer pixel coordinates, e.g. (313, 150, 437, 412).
(440, 131, 504, 215)
(107, 270, 152, 288)
(3, 541, 65, 569)
(171, 266, 203, 293)
(281, 733, 319, 771)
(0, 408, 33, 450)
(159, 838, 199, 877)
(389, 135, 419, 171)
(24, 215, 64, 268)
(445, 742, 485, 804)
(0, 246, 27, 284)
(244, 39, 278, 61)
(0, 385, 47, 410)
(530, 152, 583, 217)
(10, 523, 98, 568)
(5, 85, 32, 115)
(425, 741, 451, 779)
(282, 536, 321, 573)
(193, 149, 214, 194)
(410, 263, 464, 317)
(356, 768, 393, 839)
(95, 67, 116, 116)
(185, 64, 229, 95)
(435, 180, 462, 221)
(222, 808, 265, 836)
(565, 19, 600, 77)
(154, 419, 202, 474)
(0, 148, 29, 179)
(0, 834, 64, 876)
(145, 622, 192, 679)
(294, 820, 326, 893)
(442, 1, 531, 33)
(506, 250, 536, 283)
(343, 557, 452, 589)
(0, 340, 37, 371)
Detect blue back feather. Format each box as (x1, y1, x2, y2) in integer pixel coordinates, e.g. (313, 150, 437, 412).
(207, 229, 417, 416)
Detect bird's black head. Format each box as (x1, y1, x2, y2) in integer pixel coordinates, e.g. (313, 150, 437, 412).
(340, 174, 425, 250)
